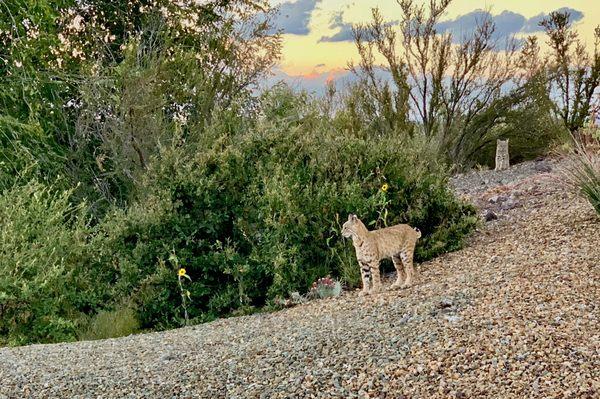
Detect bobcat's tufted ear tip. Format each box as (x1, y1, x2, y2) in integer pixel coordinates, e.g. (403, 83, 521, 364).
(348, 214, 357, 221)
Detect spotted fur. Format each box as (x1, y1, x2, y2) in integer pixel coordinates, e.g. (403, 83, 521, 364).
(341, 214, 421, 295)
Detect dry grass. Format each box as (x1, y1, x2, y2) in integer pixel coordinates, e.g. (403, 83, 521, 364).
(79, 304, 140, 341)
(560, 132, 600, 214)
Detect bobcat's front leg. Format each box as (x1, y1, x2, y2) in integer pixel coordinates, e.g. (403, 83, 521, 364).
(359, 261, 371, 295)
(370, 261, 382, 293)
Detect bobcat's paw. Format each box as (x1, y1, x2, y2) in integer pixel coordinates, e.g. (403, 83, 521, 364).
(358, 290, 371, 297)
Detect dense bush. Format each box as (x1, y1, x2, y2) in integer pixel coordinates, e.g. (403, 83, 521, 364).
(87, 85, 477, 330)
(0, 0, 286, 344)
(0, 116, 67, 190)
(457, 76, 569, 168)
(0, 181, 90, 345)
(0, 83, 478, 345)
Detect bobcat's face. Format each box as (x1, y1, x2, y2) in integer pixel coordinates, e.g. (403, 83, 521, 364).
(342, 214, 358, 238)
(497, 139, 509, 150)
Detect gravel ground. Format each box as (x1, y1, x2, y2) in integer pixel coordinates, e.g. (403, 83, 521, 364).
(449, 157, 558, 198)
(1, 158, 599, 399)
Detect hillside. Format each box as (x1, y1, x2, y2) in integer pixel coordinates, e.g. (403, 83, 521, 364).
(1, 159, 599, 399)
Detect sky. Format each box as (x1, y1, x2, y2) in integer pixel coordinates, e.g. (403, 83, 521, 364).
(266, 0, 600, 93)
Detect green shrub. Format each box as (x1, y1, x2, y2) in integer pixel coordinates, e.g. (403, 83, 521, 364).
(0, 83, 478, 345)
(79, 303, 140, 341)
(0, 1, 481, 346)
(464, 76, 569, 168)
(90, 85, 477, 331)
(0, 180, 90, 345)
(0, 116, 63, 189)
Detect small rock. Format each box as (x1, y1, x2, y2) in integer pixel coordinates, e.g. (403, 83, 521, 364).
(444, 315, 462, 323)
(438, 298, 453, 309)
(159, 353, 176, 362)
(332, 376, 341, 389)
(483, 209, 498, 222)
(534, 162, 552, 173)
(489, 195, 508, 204)
(501, 199, 519, 210)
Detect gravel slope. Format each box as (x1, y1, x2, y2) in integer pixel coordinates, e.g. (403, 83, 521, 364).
(1, 159, 599, 399)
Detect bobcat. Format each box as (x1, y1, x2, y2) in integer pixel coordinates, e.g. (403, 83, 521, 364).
(495, 139, 510, 171)
(341, 214, 421, 295)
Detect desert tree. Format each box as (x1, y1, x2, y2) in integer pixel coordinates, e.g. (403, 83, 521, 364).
(60, 0, 282, 207)
(347, 8, 412, 138)
(515, 36, 547, 84)
(55, 0, 281, 112)
(350, 0, 529, 165)
(540, 10, 600, 134)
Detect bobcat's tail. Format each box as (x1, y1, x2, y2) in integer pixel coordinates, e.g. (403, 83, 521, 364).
(414, 227, 421, 239)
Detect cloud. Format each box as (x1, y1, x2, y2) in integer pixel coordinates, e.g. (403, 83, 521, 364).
(269, 0, 319, 35)
(262, 65, 398, 96)
(522, 7, 584, 33)
(435, 7, 584, 45)
(493, 11, 526, 39)
(435, 10, 524, 43)
(319, 12, 355, 42)
(319, 11, 398, 43)
(316, 6, 582, 46)
(264, 67, 354, 95)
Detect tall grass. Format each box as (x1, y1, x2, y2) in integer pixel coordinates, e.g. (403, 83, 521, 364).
(79, 304, 140, 341)
(562, 131, 600, 214)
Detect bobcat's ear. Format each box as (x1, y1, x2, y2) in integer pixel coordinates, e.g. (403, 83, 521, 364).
(351, 214, 358, 221)
(348, 214, 353, 221)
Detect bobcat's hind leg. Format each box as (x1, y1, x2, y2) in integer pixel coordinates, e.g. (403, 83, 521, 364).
(390, 255, 405, 290)
(399, 250, 415, 288)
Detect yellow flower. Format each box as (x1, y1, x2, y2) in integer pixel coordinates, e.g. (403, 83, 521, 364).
(381, 183, 389, 192)
(178, 268, 186, 277)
